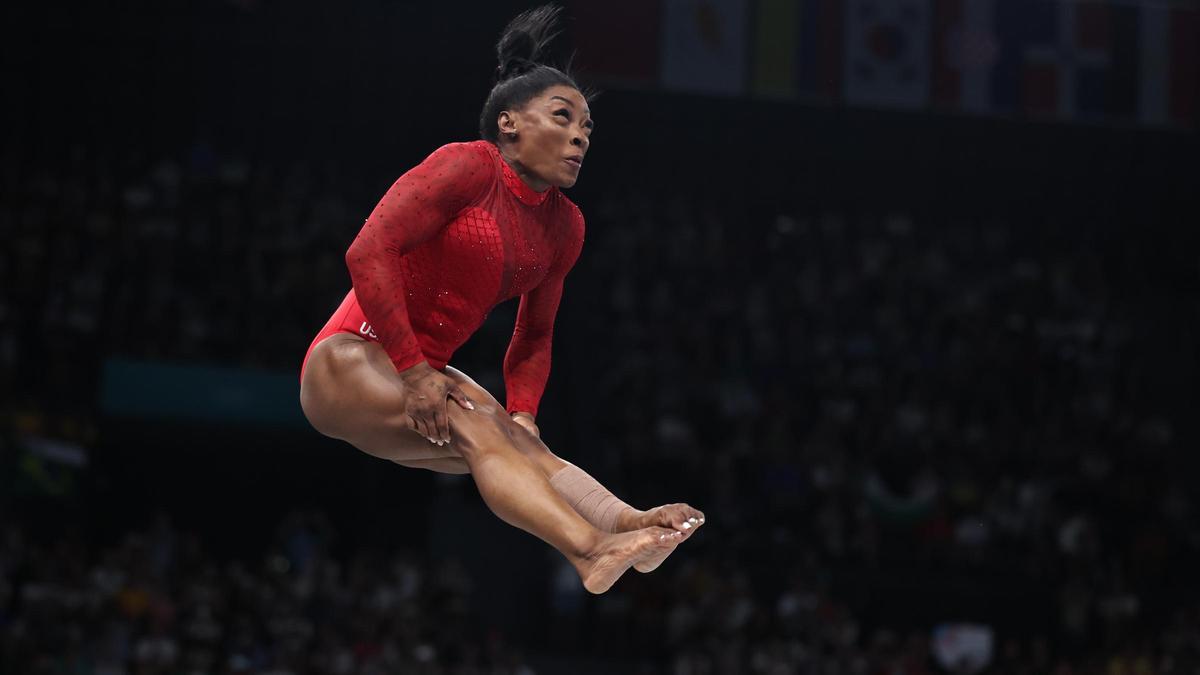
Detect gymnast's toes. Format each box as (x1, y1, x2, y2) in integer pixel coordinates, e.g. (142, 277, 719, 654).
(637, 503, 706, 536)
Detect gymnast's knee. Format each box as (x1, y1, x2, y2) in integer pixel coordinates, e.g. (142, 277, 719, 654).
(452, 406, 517, 459)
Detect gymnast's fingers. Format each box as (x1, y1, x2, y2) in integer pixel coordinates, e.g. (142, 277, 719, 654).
(447, 386, 476, 411)
(411, 413, 437, 445)
(434, 406, 451, 445)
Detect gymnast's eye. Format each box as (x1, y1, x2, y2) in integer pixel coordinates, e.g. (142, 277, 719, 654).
(554, 109, 570, 121)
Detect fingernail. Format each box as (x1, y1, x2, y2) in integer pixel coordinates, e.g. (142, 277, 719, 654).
(682, 522, 692, 530)
(659, 534, 665, 541)
(699, 518, 705, 523)
(688, 517, 698, 524)
(466, 401, 475, 410)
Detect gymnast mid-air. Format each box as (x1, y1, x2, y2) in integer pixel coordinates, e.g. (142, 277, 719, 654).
(298, 5, 703, 593)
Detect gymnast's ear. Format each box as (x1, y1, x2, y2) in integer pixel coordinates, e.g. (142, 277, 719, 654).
(497, 110, 519, 140)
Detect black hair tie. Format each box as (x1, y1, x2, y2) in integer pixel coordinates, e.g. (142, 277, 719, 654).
(498, 57, 537, 82)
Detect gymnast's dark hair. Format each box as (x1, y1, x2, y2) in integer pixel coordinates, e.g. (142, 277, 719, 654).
(479, 4, 593, 143)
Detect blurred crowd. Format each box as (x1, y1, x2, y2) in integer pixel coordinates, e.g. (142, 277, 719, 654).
(0, 513, 536, 674)
(0, 143, 358, 413)
(3, 511, 1198, 674)
(1, 140, 1197, 673)
(575, 182, 1198, 672)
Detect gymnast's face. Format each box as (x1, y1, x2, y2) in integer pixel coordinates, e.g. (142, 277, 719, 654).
(497, 85, 593, 191)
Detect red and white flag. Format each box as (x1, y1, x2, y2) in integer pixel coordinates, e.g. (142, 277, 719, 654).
(844, 0, 932, 109)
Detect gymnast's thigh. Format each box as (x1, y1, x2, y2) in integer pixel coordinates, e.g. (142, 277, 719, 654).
(299, 333, 460, 463)
(300, 336, 525, 466)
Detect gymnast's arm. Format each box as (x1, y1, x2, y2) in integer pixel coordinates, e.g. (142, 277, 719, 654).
(345, 142, 492, 373)
(503, 207, 586, 422)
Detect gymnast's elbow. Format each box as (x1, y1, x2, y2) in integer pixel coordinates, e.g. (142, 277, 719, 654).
(344, 236, 379, 279)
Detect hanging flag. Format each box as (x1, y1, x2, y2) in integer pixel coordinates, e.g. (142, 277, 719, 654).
(992, 0, 1132, 121)
(796, 0, 844, 101)
(844, 0, 933, 109)
(1071, 1, 1139, 120)
(931, 0, 999, 114)
(1025, 1, 1136, 121)
(751, 0, 798, 99)
(661, 0, 749, 96)
(1168, 7, 1197, 128)
(1139, 4, 1171, 126)
(992, 0, 1058, 115)
(569, 0, 662, 88)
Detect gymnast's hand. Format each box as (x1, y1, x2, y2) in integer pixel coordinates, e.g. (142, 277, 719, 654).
(511, 412, 539, 438)
(398, 362, 475, 446)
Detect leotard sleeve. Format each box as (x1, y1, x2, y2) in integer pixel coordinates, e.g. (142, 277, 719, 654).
(503, 205, 586, 417)
(345, 142, 492, 372)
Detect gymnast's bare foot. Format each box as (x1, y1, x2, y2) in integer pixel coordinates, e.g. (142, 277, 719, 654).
(576, 527, 683, 594)
(618, 504, 706, 573)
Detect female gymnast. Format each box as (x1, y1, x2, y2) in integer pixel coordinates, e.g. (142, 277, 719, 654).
(298, 5, 704, 594)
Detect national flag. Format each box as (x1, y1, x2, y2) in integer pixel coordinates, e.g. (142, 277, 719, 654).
(1139, 4, 1171, 125)
(1140, 4, 1199, 128)
(1168, 8, 1197, 128)
(661, 0, 750, 96)
(844, 0, 933, 110)
(796, 0, 845, 101)
(992, 0, 1058, 115)
(992, 0, 1137, 121)
(751, 0, 798, 99)
(931, 0, 999, 113)
(569, 0, 662, 88)
(1072, 2, 1139, 120)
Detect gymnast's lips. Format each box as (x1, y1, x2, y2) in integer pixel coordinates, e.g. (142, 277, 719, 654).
(564, 155, 583, 168)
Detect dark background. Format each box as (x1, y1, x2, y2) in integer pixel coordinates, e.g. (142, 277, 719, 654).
(2, 0, 1198, 673)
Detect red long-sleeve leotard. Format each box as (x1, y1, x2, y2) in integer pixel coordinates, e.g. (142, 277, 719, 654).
(343, 140, 585, 417)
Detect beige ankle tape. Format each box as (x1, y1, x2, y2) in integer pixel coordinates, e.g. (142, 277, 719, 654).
(549, 463, 636, 533)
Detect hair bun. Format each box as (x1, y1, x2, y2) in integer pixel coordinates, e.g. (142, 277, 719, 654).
(494, 4, 562, 83)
